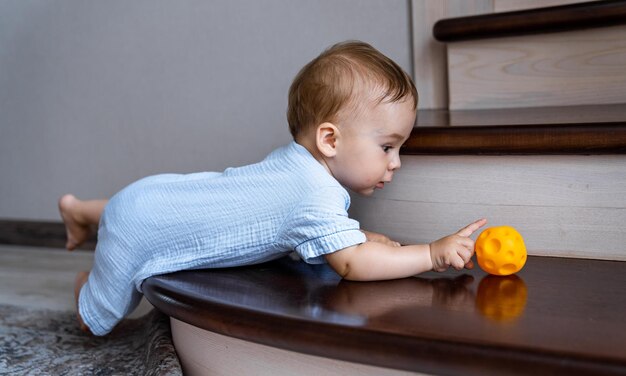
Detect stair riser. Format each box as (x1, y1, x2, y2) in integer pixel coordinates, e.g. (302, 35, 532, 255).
(351, 155, 626, 261)
(447, 25, 626, 110)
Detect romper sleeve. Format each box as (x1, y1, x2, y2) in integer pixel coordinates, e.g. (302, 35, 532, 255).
(276, 186, 367, 264)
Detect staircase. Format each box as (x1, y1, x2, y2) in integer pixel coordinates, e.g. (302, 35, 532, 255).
(435, 0, 626, 110)
(351, 0, 626, 262)
(351, 6, 626, 370)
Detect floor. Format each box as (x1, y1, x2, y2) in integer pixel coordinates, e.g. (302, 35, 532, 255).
(0, 244, 152, 317)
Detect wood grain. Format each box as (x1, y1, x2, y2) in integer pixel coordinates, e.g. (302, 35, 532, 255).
(410, 0, 493, 109)
(350, 154, 626, 261)
(434, 0, 626, 42)
(416, 104, 626, 127)
(408, 105, 626, 154)
(144, 256, 626, 375)
(447, 25, 626, 109)
(404, 123, 626, 154)
(494, 0, 600, 13)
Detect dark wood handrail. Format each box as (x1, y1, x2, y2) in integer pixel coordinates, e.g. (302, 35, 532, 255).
(433, 0, 626, 42)
(403, 105, 626, 155)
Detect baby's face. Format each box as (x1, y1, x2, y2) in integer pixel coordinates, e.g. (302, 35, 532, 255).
(329, 98, 416, 196)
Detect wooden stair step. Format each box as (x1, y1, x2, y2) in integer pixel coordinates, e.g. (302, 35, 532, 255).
(143, 255, 626, 375)
(403, 105, 626, 155)
(433, 0, 626, 42)
(432, 1, 626, 110)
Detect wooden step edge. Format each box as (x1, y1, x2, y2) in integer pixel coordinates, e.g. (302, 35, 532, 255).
(143, 257, 626, 375)
(402, 123, 626, 155)
(433, 0, 626, 42)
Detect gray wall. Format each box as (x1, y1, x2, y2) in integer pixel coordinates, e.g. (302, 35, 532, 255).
(0, 0, 412, 220)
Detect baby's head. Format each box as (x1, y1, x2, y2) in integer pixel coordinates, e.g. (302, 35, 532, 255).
(287, 41, 417, 142)
(287, 41, 418, 196)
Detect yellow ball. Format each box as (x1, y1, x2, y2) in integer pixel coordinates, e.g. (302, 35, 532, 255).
(475, 226, 527, 276)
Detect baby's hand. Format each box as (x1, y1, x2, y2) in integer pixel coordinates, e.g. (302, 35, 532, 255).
(362, 230, 401, 247)
(429, 219, 487, 272)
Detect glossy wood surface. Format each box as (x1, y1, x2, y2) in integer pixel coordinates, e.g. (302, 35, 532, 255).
(433, 0, 626, 42)
(143, 255, 626, 375)
(404, 105, 626, 155)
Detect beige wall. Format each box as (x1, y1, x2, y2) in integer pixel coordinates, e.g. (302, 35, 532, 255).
(0, 0, 412, 220)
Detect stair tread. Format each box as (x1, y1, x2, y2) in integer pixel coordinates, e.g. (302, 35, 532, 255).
(404, 104, 626, 155)
(143, 255, 626, 375)
(433, 0, 626, 42)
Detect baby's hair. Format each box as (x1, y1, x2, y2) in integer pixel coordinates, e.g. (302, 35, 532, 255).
(287, 40, 417, 139)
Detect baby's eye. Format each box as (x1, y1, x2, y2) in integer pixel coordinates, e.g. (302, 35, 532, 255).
(382, 145, 393, 153)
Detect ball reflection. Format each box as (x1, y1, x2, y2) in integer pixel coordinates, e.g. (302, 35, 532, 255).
(476, 275, 528, 322)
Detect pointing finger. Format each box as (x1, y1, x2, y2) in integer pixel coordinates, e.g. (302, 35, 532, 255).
(456, 218, 487, 237)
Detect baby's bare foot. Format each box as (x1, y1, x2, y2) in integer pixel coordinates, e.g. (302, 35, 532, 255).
(74, 271, 92, 334)
(58, 194, 91, 251)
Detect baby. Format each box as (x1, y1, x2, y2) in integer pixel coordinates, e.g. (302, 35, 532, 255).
(59, 41, 486, 335)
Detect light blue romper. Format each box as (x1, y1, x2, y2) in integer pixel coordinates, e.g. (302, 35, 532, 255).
(79, 141, 367, 335)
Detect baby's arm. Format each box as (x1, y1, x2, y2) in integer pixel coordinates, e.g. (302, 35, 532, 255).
(325, 219, 487, 281)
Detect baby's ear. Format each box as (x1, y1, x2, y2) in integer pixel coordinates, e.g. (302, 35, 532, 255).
(316, 122, 340, 157)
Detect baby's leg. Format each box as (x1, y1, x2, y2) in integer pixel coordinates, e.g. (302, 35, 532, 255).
(76, 234, 144, 336)
(74, 271, 91, 333)
(58, 194, 108, 251)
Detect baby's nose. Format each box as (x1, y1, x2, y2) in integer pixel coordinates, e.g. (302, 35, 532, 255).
(389, 155, 401, 170)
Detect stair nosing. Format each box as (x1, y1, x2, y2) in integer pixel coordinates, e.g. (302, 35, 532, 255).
(433, 0, 626, 42)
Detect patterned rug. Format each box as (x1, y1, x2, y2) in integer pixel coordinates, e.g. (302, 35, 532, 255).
(0, 304, 182, 375)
